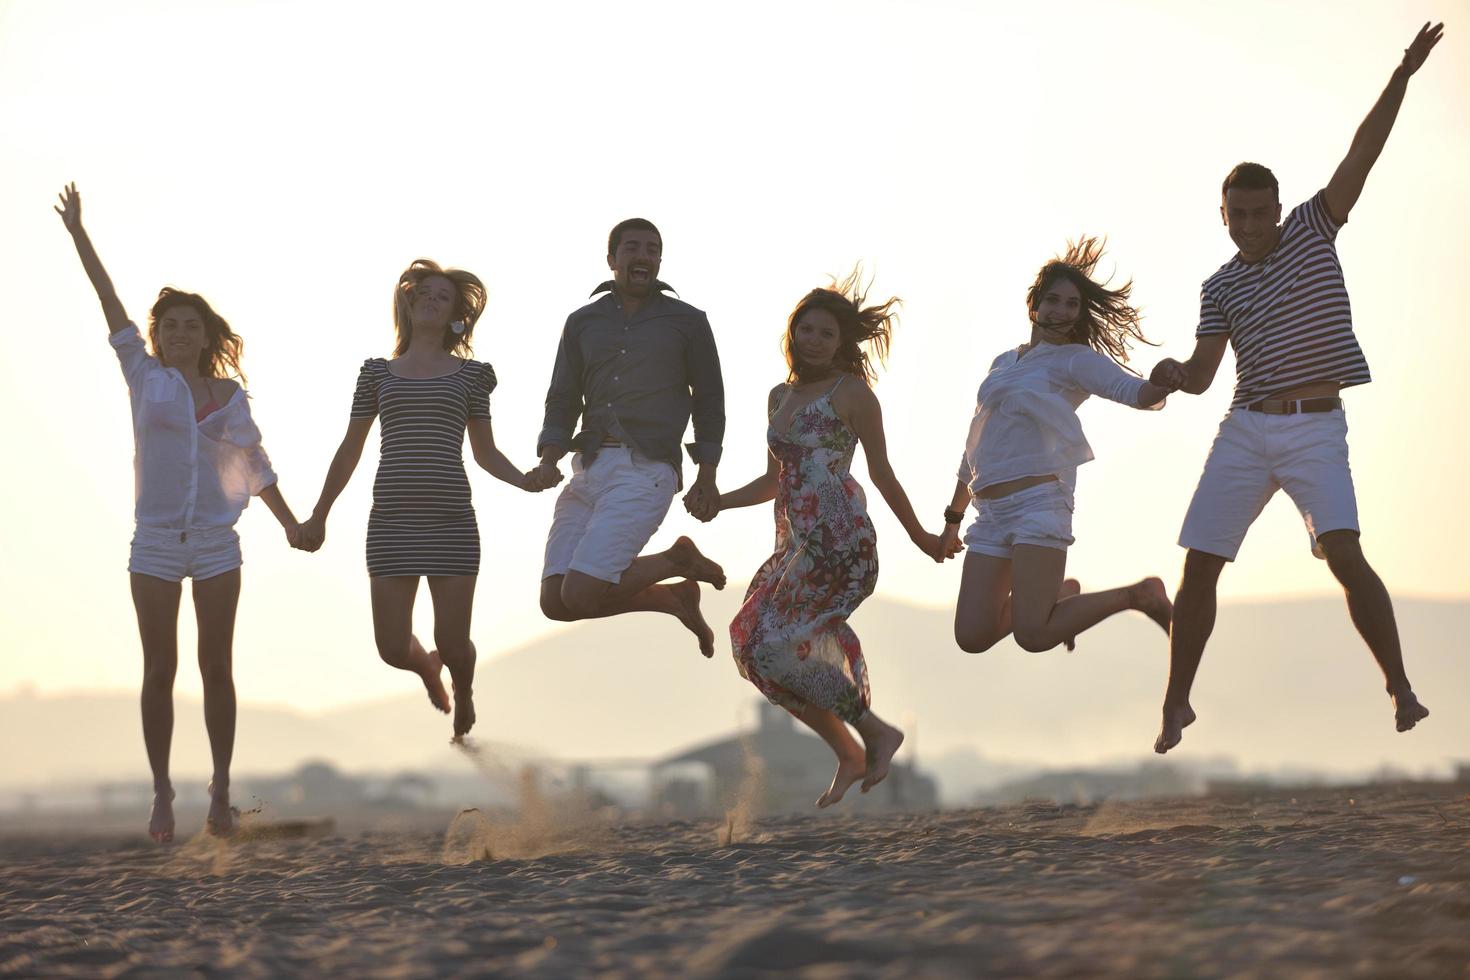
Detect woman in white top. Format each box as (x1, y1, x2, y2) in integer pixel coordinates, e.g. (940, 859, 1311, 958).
(938, 239, 1177, 655)
(57, 184, 303, 842)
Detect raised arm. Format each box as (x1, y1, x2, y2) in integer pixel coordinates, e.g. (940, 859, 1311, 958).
(844, 382, 944, 561)
(1325, 22, 1444, 223)
(55, 183, 129, 334)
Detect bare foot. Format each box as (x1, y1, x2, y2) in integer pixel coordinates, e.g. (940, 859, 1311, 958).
(1060, 578, 1081, 651)
(206, 780, 236, 837)
(859, 720, 905, 793)
(1392, 688, 1430, 732)
(441, 642, 477, 738)
(1131, 577, 1173, 635)
(669, 579, 715, 658)
(411, 636, 450, 715)
(668, 536, 726, 590)
(149, 786, 175, 843)
(817, 750, 866, 808)
(1153, 701, 1196, 754)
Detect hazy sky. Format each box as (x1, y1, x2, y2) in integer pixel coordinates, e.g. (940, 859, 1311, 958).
(1, 0, 1466, 713)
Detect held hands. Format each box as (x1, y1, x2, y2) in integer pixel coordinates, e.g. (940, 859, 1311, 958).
(54, 182, 82, 232)
(293, 515, 326, 553)
(683, 475, 720, 523)
(938, 523, 964, 561)
(1401, 22, 1444, 76)
(912, 528, 958, 564)
(1150, 358, 1189, 393)
(522, 461, 564, 492)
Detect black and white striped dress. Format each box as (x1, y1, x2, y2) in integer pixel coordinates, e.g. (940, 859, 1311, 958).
(351, 357, 496, 577)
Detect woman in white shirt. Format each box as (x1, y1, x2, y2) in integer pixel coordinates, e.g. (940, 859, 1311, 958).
(57, 184, 302, 842)
(938, 239, 1177, 655)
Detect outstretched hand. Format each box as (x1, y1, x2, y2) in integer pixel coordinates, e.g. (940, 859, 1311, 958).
(54, 182, 82, 232)
(1150, 358, 1189, 392)
(1401, 22, 1444, 76)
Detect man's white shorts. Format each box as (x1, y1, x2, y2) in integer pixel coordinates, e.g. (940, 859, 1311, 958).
(542, 448, 678, 584)
(1179, 408, 1359, 561)
(963, 481, 1076, 558)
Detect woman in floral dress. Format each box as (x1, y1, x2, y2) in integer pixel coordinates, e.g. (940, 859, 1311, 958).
(713, 271, 946, 807)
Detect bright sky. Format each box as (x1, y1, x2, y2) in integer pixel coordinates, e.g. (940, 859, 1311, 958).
(1, 0, 1466, 711)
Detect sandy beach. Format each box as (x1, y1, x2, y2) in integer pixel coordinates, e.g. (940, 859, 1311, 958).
(2, 782, 1467, 978)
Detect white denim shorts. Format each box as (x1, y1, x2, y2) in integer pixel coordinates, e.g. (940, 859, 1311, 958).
(1179, 408, 1358, 561)
(963, 481, 1076, 558)
(542, 448, 678, 584)
(129, 524, 242, 582)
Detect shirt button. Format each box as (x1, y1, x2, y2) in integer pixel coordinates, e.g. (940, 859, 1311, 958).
(613, 375, 619, 381)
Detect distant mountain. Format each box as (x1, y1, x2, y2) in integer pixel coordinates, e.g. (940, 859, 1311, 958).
(2, 596, 1465, 789)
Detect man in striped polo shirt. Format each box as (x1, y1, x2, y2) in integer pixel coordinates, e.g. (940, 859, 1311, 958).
(1150, 22, 1444, 754)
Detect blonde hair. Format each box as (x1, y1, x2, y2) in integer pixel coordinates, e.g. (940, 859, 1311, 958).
(392, 258, 487, 357)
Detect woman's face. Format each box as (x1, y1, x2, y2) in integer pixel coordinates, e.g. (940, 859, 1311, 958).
(1032, 277, 1081, 344)
(409, 275, 456, 332)
(156, 303, 207, 370)
(792, 307, 841, 372)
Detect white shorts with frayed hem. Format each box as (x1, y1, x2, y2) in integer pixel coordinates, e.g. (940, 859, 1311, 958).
(963, 481, 1075, 558)
(129, 525, 242, 582)
(542, 449, 678, 584)
(1179, 408, 1358, 562)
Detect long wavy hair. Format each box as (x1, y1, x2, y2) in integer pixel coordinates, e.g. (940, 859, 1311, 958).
(783, 267, 899, 385)
(1025, 237, 1152, 367)
(392, 259, 487, 357)
(147, 288, 246, 383)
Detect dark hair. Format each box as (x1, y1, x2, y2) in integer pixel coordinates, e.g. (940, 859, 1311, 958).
(607, 217, 661, 258)
(783, 267, 898, 385)
(147, 288, 246, 383)
(1221, 161, 1279, 200)
(392, 259, 487, 358)
(1026, 237, 1153, 368)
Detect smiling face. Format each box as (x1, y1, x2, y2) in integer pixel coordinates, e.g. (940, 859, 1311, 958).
(792, 307, 841, 372)
(156, 303, 208, 370)
(1030, 276, 1082, 345)
(1222, 186, 1283, 262)
(607, 228, 662, 298)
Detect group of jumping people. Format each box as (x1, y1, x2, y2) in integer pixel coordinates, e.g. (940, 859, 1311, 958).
(59, 22, 1441, 840)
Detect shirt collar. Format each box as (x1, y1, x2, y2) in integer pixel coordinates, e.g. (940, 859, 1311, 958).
(590, 280, 678, 298)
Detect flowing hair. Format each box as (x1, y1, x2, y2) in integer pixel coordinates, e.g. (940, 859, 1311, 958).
(147, 288, 246, 383)
(1025, 237, 1153, 367)
(783, 267, 899, 385)
(392, 259, 488, 357)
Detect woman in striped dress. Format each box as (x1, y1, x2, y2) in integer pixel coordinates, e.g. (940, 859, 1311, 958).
(300, 260, 554, 738)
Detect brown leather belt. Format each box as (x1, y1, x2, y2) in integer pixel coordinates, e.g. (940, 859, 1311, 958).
(1245, 397, 1342, 415)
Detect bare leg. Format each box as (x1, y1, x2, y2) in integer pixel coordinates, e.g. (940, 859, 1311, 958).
(855, 711, 905, 793)
(370, 576, 450, 715)
(193, 569, 241, 836)
(427, 575, 478, 739)
(1010, 545, 1172, 653)
(1318, 531, 1429, 732)
(953, 552, 1014, 653)
(131, 573, 181, 843)
(1060, 578, 1081, 651)
(787, 705, 867, 808)
(1155, 549, 1225, 754)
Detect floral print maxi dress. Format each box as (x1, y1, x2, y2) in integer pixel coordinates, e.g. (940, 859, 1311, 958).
(730, 377, 877, 724)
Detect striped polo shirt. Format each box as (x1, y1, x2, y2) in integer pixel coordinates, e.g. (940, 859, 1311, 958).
(1198, 189, 1372, 408)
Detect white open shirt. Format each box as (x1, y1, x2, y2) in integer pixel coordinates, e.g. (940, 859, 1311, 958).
(958, 342, 1161, 495)
(111, 323, 277, 530)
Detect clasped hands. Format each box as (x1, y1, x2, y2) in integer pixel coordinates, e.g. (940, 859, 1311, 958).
(1149, 359, 1190, 392)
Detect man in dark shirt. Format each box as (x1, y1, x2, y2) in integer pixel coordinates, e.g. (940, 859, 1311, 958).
(530, 218, 727, 656)
(1149, 23, 1442, 754)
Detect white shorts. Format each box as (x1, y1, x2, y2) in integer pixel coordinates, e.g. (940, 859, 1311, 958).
(962, 481, 1075, 558)
(1179, 408, 1358, 561)
(542, 448, 678, 584)
(129, 525, 242, 582)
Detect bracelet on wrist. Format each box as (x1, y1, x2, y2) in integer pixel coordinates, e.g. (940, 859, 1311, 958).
(943, 508, 964, 525)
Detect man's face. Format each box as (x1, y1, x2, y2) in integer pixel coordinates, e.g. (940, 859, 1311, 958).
(1221, 187, 1283, 262)
(607, 229, 662, 298)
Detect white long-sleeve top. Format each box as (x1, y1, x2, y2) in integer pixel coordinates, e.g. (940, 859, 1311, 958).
(958, 342, 1161, 494)
(111, 323, 277, 529)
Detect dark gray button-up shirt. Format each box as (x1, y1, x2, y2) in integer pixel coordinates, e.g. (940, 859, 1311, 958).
(538, 284, 724, 484)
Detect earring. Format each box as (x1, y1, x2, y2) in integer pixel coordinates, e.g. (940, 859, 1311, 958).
(450, 321, 465, 335)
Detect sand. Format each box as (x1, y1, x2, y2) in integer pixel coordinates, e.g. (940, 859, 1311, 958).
(2, 782, 1467, 978)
